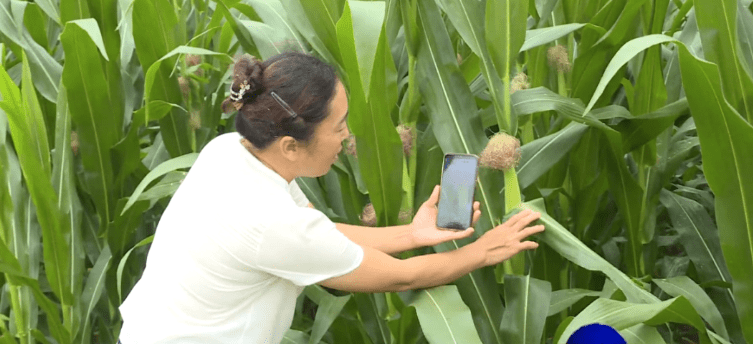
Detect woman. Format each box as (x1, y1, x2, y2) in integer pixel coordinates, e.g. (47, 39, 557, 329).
(118, 52, 544, 343)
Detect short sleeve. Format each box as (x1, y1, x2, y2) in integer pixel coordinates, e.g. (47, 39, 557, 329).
(255, 207, 364, 286)
(289, 179, 311, 208)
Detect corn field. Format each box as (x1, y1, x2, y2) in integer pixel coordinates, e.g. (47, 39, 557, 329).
(0, 0, 752, 343)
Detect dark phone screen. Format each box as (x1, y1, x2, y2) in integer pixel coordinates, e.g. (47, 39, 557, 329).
(436, 155, 478, 230)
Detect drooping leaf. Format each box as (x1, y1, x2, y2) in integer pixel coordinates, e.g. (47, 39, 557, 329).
(557, 297, 709, 344)
(654, 276, 729, 340)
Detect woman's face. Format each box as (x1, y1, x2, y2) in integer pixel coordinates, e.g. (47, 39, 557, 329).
(300, 80, 350, 177)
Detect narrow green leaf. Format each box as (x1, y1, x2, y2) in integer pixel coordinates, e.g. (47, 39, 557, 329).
(52, 84, 85, 339)
(654, 276, 729, 339)
(658, 190, 732, 285)
(499, 275, 551, 344)
(548, 288, 601, 316)
(411, 285, 484, 344)
(485, 0, 527, 134)
(0, 0, 63, 102)
(245, 0, 307, 52)
(352, 293, 390, 344)
(678, 44, 753, 342)
(1, 56, 73, 307)
(116, 236, 152, 302)
(132, 0, 191, 157)
(414, 3, 507, 343)
(696, 0, 753, 121)
(336, 1, 403, 226)
(122, 153, 199, 214)
(521, 23, 603, 52)
(67, 19, 109, 60)
(61, 20, 117, 232)
(435, 0, 507, 138)
(524, 199, 658, 303)
(281, 329, 311, 344)
(558, 297, 708, 344)
(516, 122, 588, 189)
(77, 245, 111, 344)
(583, 34, 677, 116)
(619, 324, 667, 344)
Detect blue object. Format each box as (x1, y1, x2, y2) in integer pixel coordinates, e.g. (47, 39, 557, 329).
(567, 323, 626, 344)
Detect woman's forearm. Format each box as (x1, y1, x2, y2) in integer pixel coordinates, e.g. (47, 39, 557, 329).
(404, 241, 485, 290)
(335, 223, 416, 256)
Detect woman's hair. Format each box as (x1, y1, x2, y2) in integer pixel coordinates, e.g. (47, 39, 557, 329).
(222, 52, 338, 150)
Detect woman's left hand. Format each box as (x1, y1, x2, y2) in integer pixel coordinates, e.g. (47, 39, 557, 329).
(410, 185, 481, 248)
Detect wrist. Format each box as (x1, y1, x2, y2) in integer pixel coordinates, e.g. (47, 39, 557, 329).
(463, 241, 487, 269)
(407, 223, 419, 248)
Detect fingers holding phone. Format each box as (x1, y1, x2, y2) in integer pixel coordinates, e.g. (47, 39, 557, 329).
(473, 209, 545, 267)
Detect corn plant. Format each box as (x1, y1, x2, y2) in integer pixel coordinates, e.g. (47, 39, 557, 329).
(0, 0, 752, 343)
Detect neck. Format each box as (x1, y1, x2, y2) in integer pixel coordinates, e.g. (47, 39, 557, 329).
(240, 138, 295, 184)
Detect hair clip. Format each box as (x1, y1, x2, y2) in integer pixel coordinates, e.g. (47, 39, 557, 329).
(270, 91, 298, 119)
(230, 81, 251, 102)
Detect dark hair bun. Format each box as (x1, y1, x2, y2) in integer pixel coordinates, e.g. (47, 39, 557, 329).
(231, 54, 264, 102)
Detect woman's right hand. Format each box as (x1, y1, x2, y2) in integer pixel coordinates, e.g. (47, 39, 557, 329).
(474, 208, 545, 267)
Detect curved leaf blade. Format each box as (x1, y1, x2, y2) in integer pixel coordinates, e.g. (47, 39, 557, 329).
(678, 43, 753, 343)
(411, 285, 483, 344)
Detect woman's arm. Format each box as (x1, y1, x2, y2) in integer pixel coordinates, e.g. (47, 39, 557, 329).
(320, 210, 544, 293)
(307, 183, 481, 255)
(307, 203, 416, 255)
(335, 222, 415, 256)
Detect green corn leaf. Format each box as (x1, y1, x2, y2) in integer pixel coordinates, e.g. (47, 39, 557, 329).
(738, 0, 753, 78)
(279, 0, 342, 74)
(0, 239, 68, 342)
(654, 276, 729, 340)
(521, 23, 605, 52)
(548, 289, 602, 316)
(306, 286, 350, 344)
(132, 0, 192, 157)
(122, 153, 199, 215)
(524, 199, 658, 304)
(410, 285, 484, 344)
(485, 0, 527, 134)
(499, 275, 551, 344)
(583, 34, 677, 116)
(678, 43, 753, 343)
(284, 0, 342, 65)
(336, 1, 403, 226)
(696, 0, 753, 122)
(0, 0, 62, 102)
(516, 122, 588, 189)
(435, 0, 507, 137)
(658, 190, 732, 286)
(116, 237, 152, 302)
(619, 324, 667, 344)
(1, 56, 73, 307)
(414, 1, 507, 343)
(245, 0, 307, 52)
(557, 297, 709, 344)
(77, 245, 111, 344)
(353, 293, 390, 344)
(61, 19, 117, 234)
(52, 84, 85, 339)
(282, 330, 312, 344)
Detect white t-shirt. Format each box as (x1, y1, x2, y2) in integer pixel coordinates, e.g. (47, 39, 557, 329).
(118, 132, 364, 343)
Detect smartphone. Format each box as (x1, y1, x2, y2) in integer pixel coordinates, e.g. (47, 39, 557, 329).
(436, 153, 480, 231)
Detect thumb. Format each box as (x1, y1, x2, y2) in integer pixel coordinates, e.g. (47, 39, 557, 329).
(426, 185, 440, 206)
(456, 227, 475, 239)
